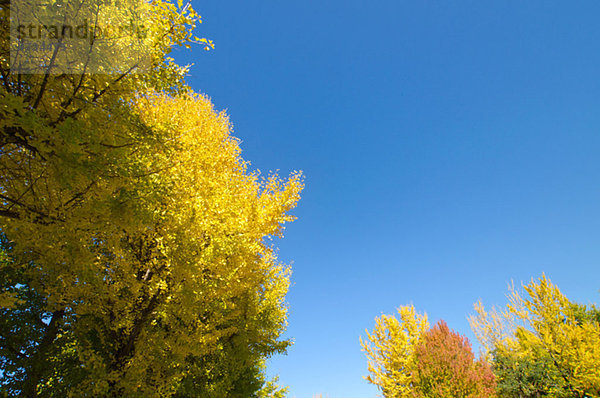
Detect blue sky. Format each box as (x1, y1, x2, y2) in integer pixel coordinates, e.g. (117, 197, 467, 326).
(177, 1, 600, 396)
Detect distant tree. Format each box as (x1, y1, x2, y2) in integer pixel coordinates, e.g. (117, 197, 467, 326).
(361, 305, 429, 397)
(362, 306, 494, 398)
(470, 275, 600, 398)
(491, 348, 558, 398)
(256, 374, 288, 398)
(411, 320, 496, 398)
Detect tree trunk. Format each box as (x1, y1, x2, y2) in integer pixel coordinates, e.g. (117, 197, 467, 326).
(21, 309, 65, 398)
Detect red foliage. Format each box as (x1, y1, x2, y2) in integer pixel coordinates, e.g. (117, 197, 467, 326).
(412, 320, 496, 398)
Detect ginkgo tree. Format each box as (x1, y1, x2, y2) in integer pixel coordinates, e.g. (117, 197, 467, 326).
(0, 0, 301, 396)
(361, 305, 429, 397)
(469, 275, 600, 398)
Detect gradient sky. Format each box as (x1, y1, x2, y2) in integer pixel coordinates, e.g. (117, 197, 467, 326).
(176, 1, 600, 396)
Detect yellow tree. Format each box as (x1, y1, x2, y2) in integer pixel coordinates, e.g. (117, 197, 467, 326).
(0, 1, 301, 396)
(470, 275, 600, 397)
(0, 89, 303, 397)
(361, 305, 429, 397)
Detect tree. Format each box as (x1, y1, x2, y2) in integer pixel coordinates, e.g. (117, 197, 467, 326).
(362, 307, 496, 398)
(490, 347, 560, 398)
(0, 90, 302, 397)
(361, 305, 429, 397)
(470, 275, 600, 398)
(0, 0, 301, 395)
(256, 374, 288, 398)
(412, 320, 496, 398)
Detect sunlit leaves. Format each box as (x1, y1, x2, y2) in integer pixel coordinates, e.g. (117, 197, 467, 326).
(361, 305, 429, 397)
(0, 89, 303, 396)
(362, 306, 496, 398)
(0, 1, 301, 394)
(470, 275, 600, 397)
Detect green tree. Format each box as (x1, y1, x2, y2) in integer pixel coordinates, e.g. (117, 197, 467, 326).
(491, 348, 559, 398)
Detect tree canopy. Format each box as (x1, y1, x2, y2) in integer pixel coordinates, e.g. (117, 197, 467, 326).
(361, 305, 429, 397)
(470, 275, 600, 398)
(412, 320, 496, 398)
(0, 0, 302, 396)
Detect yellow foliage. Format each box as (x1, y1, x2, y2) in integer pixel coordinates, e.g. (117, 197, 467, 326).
(0, 88, 302, 395)
(0, 0, 301, 394)
(361, 305, 429, 397)
(470, 275, 600, 397)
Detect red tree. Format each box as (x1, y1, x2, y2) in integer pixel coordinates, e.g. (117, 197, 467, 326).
(412, 320, 496, 398)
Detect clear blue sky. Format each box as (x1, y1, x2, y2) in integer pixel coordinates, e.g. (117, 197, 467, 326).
(177, 1, 600, 397)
